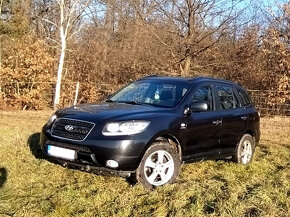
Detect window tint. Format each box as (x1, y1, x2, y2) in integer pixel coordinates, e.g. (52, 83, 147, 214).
(233, 89, 242, 108)
(191, 86, 213, 110)
(114, 82, 151, 102)
(217, 85, 238, 110)
(237, 88, 251, 106)
(110, 81, 190, 108)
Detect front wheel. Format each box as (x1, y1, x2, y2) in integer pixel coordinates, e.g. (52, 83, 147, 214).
(134, 142, 180, 189)
(233, 134, 255, 164)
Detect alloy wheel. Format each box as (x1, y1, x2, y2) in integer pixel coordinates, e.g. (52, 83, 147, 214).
(144, 150, 175, 186)
(240, 140, 253, 164)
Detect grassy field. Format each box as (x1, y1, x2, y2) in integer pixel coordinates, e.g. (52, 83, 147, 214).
(0, 111, 289, 217)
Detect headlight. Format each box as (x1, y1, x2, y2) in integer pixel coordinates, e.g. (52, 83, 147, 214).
(47, 114, 57, 125)
(102, 121, 150, 136)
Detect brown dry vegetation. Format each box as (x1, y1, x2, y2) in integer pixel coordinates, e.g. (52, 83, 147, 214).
(0, 0, 289, 110)
(0, 111, 289, 217)
(0, 1, 289, 216)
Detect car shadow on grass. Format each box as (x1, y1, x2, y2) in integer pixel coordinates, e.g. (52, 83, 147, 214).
(0, 167, 7, 188)
(27, 132, 47, 160)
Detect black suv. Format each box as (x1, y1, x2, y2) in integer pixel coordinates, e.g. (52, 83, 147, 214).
(40, 76, 260, 188)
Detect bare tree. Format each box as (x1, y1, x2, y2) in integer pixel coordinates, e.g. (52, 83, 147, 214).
(152, 0, 250, 76)
(44, 0, 91, 109)
(103, 0, 114, 64)
(263, 2, 290, 44)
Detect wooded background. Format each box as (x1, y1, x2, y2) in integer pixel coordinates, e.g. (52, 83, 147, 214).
(0, 0, 289, 110)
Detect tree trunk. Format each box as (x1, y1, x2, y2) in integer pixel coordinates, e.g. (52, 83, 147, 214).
(103, 0, 113, 64)
(180, 2, 195, 77)
(183, 55, 192, 77)
(53, 0, 66, 109)
(53, 42, 66, 109)
(131, 0, 141, 69)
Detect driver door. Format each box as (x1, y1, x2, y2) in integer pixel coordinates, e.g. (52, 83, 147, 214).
(185, 84, 221, 158)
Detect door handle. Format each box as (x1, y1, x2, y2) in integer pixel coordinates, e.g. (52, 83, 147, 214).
(212, 120, 222, 125)
(241, 116, 248, 121)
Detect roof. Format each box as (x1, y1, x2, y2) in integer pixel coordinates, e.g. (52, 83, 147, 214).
(138, 75, 190, 83)
(139, 75, 240, 86)
(189, 77, 239, 86)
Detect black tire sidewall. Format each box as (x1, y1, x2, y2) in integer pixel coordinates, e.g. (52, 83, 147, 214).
(135, 142, 180, 189)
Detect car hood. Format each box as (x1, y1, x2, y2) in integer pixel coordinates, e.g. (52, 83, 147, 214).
(56, 102, 171, 122)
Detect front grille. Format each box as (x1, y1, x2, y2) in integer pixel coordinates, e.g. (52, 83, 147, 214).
(45, 139, 91, 152)
(51, 118, 95, 141)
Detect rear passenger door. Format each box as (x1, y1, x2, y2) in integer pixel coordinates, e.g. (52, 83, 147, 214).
(215, 84, 248, 154)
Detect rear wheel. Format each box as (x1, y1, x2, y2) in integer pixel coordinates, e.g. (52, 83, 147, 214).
(135, 142, 180, 188)
(233, 134, 255, 164)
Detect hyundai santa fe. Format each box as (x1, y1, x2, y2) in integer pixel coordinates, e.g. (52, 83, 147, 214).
(40, 76, 260, 188)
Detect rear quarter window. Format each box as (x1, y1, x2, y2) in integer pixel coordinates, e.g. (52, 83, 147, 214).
(237, 88, 252, 106)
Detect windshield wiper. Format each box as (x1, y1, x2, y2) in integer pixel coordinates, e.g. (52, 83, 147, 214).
(122, 101, 143, 105)
(106, 99, 115, 103)
(118, 101, 173, 108)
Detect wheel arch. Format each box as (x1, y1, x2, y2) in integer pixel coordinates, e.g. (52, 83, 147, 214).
(136, 133, 183, 168)
(154, 134, 182, 160)
(244, 129, 256, 145)
(245, 129, 254, 136)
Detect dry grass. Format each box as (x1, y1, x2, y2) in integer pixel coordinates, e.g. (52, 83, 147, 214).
(0, 111, 289, 217)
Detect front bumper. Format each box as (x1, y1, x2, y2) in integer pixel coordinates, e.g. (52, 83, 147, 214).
(50, 157, 132, 177)
(40, 127, 145, 172)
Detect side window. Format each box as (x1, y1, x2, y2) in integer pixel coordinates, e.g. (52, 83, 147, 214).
(216, 85, 238, 110)
(233, 89, 242, 108)
(237, 88, 251, 106)
(191, 86, 213, 111)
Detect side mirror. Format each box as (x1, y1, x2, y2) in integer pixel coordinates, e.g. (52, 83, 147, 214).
(184, 102, 208, 115)
(191, 102, 208, 112)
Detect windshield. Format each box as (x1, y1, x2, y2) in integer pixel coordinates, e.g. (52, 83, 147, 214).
(109, 81, 190, 108)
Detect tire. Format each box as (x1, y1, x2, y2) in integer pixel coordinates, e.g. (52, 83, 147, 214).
(233, 134, 255, 164)
(134, 142, 180, 189)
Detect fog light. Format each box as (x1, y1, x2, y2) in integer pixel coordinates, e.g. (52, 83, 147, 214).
(106, 160, 119, 168)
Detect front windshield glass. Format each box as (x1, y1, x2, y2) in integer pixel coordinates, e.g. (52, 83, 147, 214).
(109, 81, 190, 108)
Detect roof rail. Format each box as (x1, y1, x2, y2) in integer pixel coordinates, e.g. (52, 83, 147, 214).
(188, 76, 239, 85)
